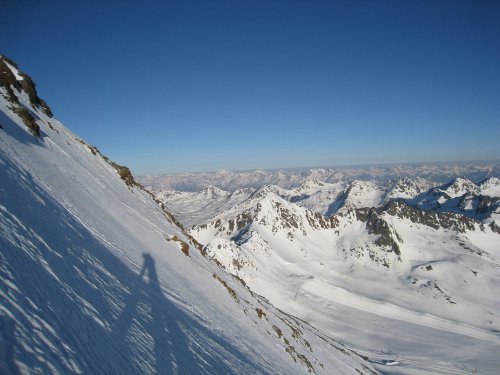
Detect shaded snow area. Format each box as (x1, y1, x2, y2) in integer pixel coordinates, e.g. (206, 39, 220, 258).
(154, 170, 500, 374)
(0, 60, 375, 374)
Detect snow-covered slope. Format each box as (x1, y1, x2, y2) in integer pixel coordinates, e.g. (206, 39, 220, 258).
(288, 180, 347, 215)
(0, 56, 375, 375)
(150, 186, 254, 228)
(326, 180, 385, 215)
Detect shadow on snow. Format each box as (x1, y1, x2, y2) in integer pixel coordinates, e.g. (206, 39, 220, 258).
(0, 147, 263, 374)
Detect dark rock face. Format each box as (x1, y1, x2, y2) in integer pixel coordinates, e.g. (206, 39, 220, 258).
(227, 213, 252, 233)
(383, 200, 478, 233)
(306, 210, 339, 230)
(273, 201, 300, 230)
(17, 72, 53, 117)
(355, 208, 402, 256)
(0, 58, 20, 104)
(12, 106, 39, 136)
(115, 165, 135, 186)
(0, 56, 54, 137)
(353, 198, 489, 261)
(490, 222, 500, 234)
(0, 56, 53, 117)
(475, 195, 500, 216)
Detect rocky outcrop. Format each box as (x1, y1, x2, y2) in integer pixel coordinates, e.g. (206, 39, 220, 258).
(474, 195, 500, 216)
(355, 208, 402, 256)
(383, 200, 478, 233)
(0, 55, 52, 117)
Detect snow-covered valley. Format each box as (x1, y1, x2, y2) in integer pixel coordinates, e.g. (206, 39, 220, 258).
(153, 170, 500, 374)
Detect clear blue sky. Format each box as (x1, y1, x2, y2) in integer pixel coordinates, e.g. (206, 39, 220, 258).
(1, 0, 499, 175)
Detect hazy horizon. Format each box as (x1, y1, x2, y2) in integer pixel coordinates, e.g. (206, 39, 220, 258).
(2, 1, 499, 175)
(138, 158, 500, 177)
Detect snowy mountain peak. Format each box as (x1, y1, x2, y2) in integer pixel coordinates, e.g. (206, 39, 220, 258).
(479, 176, 500, 197)
(231, 187, 255, 196)
(346, 180, 382, 195)
(328, 180, 384, 214)
(253, 193, 307, 233)
(440, 177, 479, 198)
(384, 177, 432, 201)
(251, 183, 288, 200)
(480, 176, 500, 188)
(296, 179, 325, 192)
(200, 185, 229, 197)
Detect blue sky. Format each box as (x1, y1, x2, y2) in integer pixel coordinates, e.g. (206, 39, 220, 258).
(1, 1, 499, 175)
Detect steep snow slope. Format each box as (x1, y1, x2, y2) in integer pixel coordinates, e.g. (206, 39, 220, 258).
(189, 188, 500, 374)
(0, 56, 375, 375)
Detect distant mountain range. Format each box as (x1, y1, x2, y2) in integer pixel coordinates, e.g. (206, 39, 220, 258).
(139, 161, 500, 192)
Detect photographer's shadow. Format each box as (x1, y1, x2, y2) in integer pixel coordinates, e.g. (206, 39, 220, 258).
(112, 253, 254, 374)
